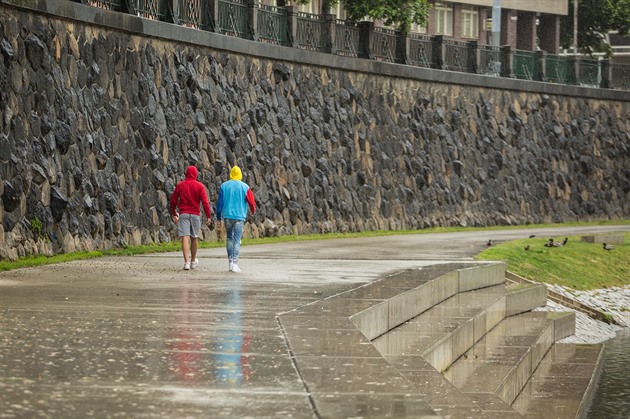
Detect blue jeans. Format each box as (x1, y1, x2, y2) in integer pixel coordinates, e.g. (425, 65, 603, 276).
(224, 219, 244, 262)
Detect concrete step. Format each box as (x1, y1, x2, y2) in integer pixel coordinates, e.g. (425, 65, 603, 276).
(443, 311, 576, 412)
(278, 262, 506, 419)
(512, 343, 604, 419)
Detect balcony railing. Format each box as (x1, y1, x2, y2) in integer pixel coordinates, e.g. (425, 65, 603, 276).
(81, 0, 630, 92)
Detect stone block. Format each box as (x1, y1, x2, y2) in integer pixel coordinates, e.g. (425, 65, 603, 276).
(423, 335, 453, 373)
(550, 311, 576, 341)
(485, 296, 506, 332)
(451, 319, 475, 362)
(434, 270, 459, 303)
(388, 281, 435, 330)
(580, 234, 624, 245)
(499, 350, 532, 405)
(505, 283, 547, 316)
(459, 263, 506, 293)
(350, 301, 389, 340)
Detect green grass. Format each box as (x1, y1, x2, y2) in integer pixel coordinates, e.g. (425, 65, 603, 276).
(475, 233, 630, 290)
(1, 220, 629, 281)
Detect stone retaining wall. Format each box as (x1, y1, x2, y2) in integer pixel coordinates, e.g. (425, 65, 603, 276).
(1, 1, 629, 259)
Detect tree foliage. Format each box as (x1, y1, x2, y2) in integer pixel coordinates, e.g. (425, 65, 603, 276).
(560, 0, 630, 56)
(340, 0, 430, 34)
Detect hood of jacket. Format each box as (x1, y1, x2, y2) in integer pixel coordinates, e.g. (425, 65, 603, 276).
(230, 166, 242, 181)
(186, 165, 198, 180)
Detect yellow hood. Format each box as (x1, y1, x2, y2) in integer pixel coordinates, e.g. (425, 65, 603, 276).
(230, 166, 243, 180)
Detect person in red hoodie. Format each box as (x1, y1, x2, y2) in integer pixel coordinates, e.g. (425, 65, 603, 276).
(170, 166, 213, 270)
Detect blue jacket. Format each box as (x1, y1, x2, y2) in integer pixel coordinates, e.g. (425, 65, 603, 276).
(216, 166, 256, 221)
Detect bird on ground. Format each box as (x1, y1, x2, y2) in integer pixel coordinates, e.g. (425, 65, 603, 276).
(487, 240, 493, 246)
(545, 237, 568, 247)
(603, 243, 614, 251)
(529, 234, 536, 238)
(524, 245, 530, 251)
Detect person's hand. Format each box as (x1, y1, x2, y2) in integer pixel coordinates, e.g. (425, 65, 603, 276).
(172, 214, 179, 224)
(205, 219, 214, 230)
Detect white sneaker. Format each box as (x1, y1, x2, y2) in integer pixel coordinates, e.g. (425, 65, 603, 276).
(183, 262, 190, 270)
(229, 261, 234, 272)
(231, 264, 241, 273)
(191, 259, 199, 269)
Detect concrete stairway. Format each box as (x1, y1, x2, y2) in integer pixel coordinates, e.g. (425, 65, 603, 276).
(278, 262, 603, 418)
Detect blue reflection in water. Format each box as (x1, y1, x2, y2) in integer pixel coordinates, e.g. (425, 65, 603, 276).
(214, 284, 250, 387)
(586, 328, 630, 419)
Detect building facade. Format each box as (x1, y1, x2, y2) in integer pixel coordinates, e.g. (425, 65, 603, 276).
(294, 0, 568, 54)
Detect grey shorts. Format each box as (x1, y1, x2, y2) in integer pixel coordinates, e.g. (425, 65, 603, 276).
(178, 213, 201, 238)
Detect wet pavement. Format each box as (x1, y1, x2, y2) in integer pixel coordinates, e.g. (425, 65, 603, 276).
(1, 226, 628, 418)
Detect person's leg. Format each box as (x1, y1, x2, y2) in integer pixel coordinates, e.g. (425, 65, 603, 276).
(190, 237, 198, 267)
(225, 219, 235, 270)
(182, 236, 191, 269)
(231, 221, 244, 272)
(189, 215, 201, 268)
(178, 214, 194, 270)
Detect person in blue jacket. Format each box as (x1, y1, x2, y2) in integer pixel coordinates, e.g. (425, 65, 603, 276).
(216, 166, 257, 273)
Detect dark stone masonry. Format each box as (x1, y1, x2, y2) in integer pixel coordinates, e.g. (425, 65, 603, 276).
(0, 1, 629, 260)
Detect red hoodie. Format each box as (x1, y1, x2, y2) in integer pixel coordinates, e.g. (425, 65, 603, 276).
(170, 166, 212, 218)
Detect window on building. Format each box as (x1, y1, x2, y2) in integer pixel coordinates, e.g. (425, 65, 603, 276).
(435, 2, 453, 36)
(461, 8, 478, 38)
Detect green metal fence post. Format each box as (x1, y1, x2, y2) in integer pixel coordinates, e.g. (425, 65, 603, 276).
(537, 50, 547, 82)
(571, 56, 580, 85)
(324, 14, 335, 54)
(286, 5, 298, 48)
(467, 40, 478, 74)
(500, 45, 513, 78)
(396, 31, 410, 65)
(431, 35, 445, 70)
(247, 0, 258, 41)
(600, 59, 611, 89)
(358, 21, 374, 60)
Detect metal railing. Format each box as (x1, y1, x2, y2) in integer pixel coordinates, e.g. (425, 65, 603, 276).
(218, 0, 250, 38)
(81, 0, 630, 92)
(334, 20, 359, 58)
(295, 12, 328, 52)
(175, 0, 211, 30)
(579, 58, 600, 87)
(513, 49, 539, 80)
(257, 4, 288, 45)
(372, 26, 396, 62)
(408, 33, 433, 68)
(86, 0, 124, 11)
(131, 0, 166, 20)
(611, 63, 630, 90)
(546, 55, 573, 84)
(444, 39, 469, 72)
(478, 45, 501, 76)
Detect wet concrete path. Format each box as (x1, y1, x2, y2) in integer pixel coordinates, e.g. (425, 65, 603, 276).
(1, 226, 628, 418)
